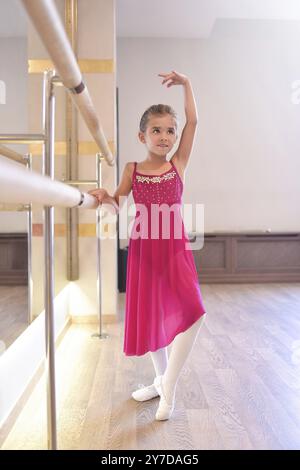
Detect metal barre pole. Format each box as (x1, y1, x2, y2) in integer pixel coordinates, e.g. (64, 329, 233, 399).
(62, 179, 97, 185)
(24, 154, 33, 326)
(92, 153, 108, 340)
(0, 134, 45, 143)
(43, 70, 57, 450)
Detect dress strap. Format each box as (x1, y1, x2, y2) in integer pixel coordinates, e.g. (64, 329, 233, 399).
(132, 161, 137, 180)
(170, 158, 177, 172)
(170, 158, 183, 186)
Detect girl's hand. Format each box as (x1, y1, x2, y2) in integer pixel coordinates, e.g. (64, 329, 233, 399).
(158, 70, 189, 87)
(88, 188, 119, 213)
(88, 188, 108, 205)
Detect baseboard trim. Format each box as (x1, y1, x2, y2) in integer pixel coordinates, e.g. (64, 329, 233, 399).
(71, 314, 117, 324)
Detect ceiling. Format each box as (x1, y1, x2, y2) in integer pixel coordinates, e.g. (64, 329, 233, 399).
(116, 0, 300, 38)
(0, 0, 300, 38)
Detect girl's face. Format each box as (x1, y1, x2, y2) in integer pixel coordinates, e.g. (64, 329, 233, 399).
(139, 114, 178, 156)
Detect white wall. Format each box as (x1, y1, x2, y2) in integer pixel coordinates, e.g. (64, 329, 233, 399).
(116, 26, 300, 247)
(0, 38, 27, 133)
(0, 37, 28, 232)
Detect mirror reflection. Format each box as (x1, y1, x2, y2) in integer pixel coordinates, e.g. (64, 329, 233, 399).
(0, 207, 29, 349)
(0, 0, 30, 351)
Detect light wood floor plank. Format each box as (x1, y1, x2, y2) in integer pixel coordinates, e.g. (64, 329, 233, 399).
(1, 283, 300, 450)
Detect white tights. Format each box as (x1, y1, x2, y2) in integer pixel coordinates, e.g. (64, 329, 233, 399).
(150, 316, 205, 403)
(150, 347, 168, 377)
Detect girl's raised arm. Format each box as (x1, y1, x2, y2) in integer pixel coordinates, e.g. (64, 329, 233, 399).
(159, 71, 198, 170)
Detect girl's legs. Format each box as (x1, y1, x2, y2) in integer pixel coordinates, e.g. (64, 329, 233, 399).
(132, 347, 168, 401)
(150, 346, 168, 376)
(155, 315, 205, 419)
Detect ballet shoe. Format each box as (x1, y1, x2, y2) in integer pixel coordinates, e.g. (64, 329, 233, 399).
(131, 383, 159, 402)
(153, 375, 175, 421)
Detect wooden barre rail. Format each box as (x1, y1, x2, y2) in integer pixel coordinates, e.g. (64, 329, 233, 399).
(0, 155, 98, 209)
(0, 144, 26, 164)
(21, 0, 115, 166)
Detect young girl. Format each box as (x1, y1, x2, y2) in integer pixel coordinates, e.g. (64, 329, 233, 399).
(88, 71, 206, 421)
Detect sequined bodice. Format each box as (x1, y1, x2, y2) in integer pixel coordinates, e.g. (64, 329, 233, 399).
(132, 161, 183, 205)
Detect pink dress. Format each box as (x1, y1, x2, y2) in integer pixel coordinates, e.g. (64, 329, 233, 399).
(123, 158, 206, 356)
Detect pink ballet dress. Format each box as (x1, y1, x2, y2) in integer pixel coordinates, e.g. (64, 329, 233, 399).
(123, 158, 206, 356)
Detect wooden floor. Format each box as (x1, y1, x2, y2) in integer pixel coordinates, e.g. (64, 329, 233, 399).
(1, 283, 300, 450)
(0, 285, 28, 350)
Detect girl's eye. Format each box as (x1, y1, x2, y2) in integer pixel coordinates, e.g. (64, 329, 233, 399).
(153, 129, 174, 134)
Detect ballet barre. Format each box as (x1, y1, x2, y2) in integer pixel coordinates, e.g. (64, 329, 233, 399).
(0, 154, 98, 209)
(0, 144, 27, 164)
(1, 0, 115, 450)
(21, 0, 114, 166)
(0, 68, 108, 451)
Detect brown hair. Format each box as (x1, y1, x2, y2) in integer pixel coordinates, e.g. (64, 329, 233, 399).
(139, 104, 178, 133)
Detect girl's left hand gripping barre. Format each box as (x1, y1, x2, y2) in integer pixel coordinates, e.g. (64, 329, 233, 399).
(83, 188, 119, 213)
